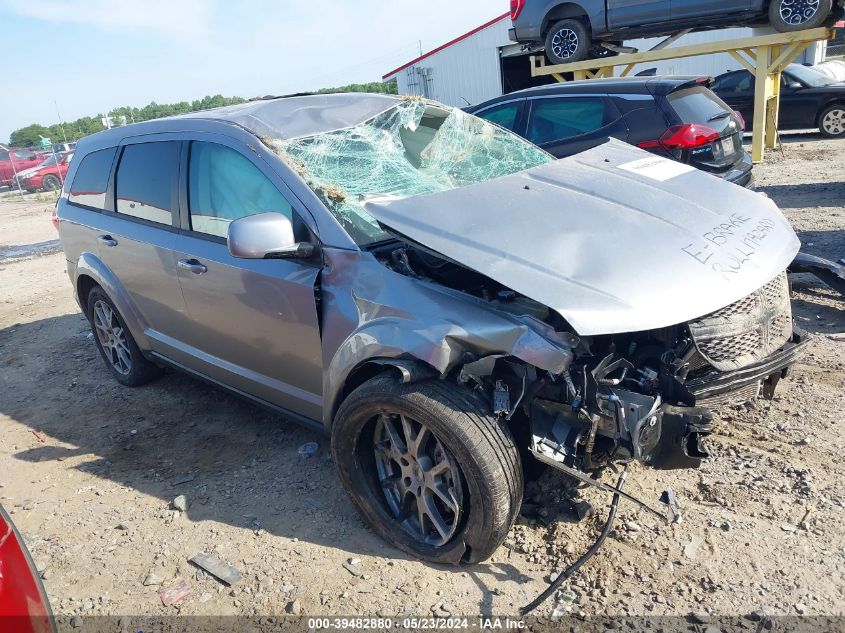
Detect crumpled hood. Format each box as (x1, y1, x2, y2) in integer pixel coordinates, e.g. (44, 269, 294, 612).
(363, 139, 800, 336)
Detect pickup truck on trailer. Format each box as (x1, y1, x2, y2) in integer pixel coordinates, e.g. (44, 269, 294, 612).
(509, 0, 845, 64)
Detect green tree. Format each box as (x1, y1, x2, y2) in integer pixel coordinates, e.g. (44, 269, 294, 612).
(9, 124, 51, 147)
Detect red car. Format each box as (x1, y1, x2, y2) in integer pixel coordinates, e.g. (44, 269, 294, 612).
(0, 505, 55, 633)
(15, 153, 73, 192)
(0, 146, 42, 188)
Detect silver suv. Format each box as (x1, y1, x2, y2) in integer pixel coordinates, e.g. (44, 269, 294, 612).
(57, 94, 807, 564)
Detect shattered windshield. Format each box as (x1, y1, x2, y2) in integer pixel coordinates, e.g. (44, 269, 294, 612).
(263, 99, 552, 245)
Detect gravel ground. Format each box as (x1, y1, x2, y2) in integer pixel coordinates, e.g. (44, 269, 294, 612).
(1, 137, 843, 626)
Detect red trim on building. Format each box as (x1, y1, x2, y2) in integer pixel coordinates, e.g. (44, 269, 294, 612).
(382, 12, 510, 80)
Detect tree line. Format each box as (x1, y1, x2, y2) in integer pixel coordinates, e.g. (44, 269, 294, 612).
(8, 81, 398, 147)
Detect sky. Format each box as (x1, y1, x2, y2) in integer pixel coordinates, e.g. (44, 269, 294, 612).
(0, 0, 504, 143)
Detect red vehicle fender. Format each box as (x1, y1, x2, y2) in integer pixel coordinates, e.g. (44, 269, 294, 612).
(0, 506, 55, 633)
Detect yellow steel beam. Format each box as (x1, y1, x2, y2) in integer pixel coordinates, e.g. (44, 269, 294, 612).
(728, 49, 756, 74)
(529, 27, 832, 78)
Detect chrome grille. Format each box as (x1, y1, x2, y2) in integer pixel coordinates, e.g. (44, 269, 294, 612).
(688, 272, 792, 372)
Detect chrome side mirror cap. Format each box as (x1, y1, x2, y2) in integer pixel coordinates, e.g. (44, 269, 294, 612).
(227, 212, 314, 260)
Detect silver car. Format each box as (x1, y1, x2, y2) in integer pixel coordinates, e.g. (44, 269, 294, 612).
(57, 94, 807, 564)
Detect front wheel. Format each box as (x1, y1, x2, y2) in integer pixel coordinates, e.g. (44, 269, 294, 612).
(331, 375, 523, 564)
(769, 0, 832, 31)
(544, 19, 591, 65)
(41, 174, 61, 191)
(819, 103, 845, 138)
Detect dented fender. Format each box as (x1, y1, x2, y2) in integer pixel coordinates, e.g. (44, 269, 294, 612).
(319, 248, 577, 429)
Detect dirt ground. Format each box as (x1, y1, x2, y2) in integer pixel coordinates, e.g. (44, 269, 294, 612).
(1, 135, 843, 625)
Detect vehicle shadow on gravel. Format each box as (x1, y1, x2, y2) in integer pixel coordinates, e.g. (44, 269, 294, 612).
(759, 182, 845, 209)
(1, 312, 536, 604)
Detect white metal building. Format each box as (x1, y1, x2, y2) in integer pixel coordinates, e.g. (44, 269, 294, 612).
(383, 13, 827, 108)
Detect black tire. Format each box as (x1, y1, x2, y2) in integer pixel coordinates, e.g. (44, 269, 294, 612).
(41, 174, 61, 191)
(769, 0, 832, 31)
(331, 374, 523, 564)
(86, 287, 162, 387)
(818, 103, 845, 138)
(544, 18, 591, 65)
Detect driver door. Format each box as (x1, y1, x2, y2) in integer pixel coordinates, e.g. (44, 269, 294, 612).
(173, 139, 324, 420)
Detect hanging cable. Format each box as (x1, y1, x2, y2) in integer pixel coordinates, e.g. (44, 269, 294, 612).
(520, 466, 628, 616)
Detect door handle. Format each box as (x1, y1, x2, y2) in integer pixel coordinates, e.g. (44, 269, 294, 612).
(98, 235, 118, 247)
(178, 258, 208, 274)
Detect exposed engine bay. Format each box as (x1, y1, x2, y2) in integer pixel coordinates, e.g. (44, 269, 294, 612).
(374, 240, 809, 475)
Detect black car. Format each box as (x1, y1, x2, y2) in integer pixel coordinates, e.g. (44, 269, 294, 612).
(712, 63, 845, 138)
(467, 76, 754, 187)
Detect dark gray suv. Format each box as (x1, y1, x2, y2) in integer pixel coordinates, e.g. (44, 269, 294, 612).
(58, 94, 807, 564)
(509, 0, 844, 64)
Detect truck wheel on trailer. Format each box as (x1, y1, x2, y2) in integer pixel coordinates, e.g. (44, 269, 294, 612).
(544, 19, 591, 64)
(769, 0, 832, 31)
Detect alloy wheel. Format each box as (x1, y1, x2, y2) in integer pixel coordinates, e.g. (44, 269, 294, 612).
(779, 0, 820, 25)
(372, 413, 463, 546)
(822, 108, 845, 136)
(93, 300, 132, 375)
(551, 28, 579, 60)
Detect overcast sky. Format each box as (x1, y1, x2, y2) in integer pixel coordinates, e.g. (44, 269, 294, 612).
(0, 0, 505, 143)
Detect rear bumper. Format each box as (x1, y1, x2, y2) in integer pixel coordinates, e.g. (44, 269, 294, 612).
(684, 327, 810, 405)
(509, 26, 541, 43)
(712, 152, 755, 189)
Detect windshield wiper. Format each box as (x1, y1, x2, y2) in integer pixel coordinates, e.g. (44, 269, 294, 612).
(708, 111, 732, 122)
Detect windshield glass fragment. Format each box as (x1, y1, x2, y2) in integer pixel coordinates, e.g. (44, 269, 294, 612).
(262, 100, 552, 245)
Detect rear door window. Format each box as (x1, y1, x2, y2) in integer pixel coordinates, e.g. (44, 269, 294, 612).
(527, 97, 612, 144)
(188, 141, 293, 239)
(69, 147, 117, 210)
(712, 72, 753, 94)
(115, 142, 179, 225)
(666, 86, 733, 123)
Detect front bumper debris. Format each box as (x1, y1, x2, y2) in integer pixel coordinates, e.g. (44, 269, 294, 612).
(684, 327, 810, 406)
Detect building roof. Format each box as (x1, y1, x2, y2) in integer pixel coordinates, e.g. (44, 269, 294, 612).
(383, 13, 509, 80)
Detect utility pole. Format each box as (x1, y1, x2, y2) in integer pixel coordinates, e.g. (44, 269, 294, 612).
(54, 101, 68, 143)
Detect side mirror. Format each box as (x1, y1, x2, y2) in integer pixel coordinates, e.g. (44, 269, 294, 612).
(787, 81, 803, 90)
(227, 212, 315, 260)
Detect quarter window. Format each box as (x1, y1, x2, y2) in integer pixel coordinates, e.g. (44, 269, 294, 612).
(477, 103, 521, 131)
(188, 141, 292, 239)
(68, 147, 117, 210)
(115, 142, 179, 225)
(527, 97, 611, 145)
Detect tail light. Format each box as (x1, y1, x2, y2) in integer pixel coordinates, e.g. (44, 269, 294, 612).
(510, 0, 525, 20)
(734, 110, 746, 131)
(51, 204, 59, 231)
(637, 124, 721, 152)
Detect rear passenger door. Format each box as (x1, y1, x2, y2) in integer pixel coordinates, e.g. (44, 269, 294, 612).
(173, 138, 324, 420)
(711, 71, 755, 127)
(525, 95, 628, 157)
(608, 0, 673, 28)
(74, 140, 191, 349)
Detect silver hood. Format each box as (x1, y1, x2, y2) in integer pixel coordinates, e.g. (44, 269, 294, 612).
(363, 139, 800, 336)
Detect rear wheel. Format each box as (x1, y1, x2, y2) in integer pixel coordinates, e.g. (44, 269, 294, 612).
(819, 104, 845, 138)
(331, 374, 523, 564)
(41, 174, 61, 191)
(86, 287, 162, 387)
(544, 19, 591, 65)
(769, 0, 832, 31)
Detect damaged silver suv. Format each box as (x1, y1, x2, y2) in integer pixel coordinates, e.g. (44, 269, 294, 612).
(57, 94, 808, 564)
